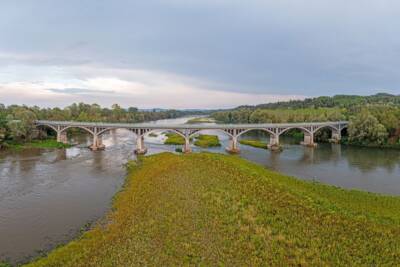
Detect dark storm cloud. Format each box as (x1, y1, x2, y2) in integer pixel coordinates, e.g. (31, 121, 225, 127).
(1, 0, 400, 96)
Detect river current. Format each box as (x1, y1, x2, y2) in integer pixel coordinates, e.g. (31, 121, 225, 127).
(0, 116, 399, 264)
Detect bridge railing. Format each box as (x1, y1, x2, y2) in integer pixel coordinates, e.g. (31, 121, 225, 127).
(35, 120, 348, 130)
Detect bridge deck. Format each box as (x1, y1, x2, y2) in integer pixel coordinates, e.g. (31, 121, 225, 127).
(35, 120, 348, 130)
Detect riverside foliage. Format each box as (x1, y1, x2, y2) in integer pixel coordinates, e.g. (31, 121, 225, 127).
(211, 93, 400, 147)
(26, 153, 400, 266)
(0, 103, 203, 149)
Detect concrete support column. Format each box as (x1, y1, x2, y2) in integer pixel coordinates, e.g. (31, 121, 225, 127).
(226, 135, 239, 153)
(301, 132, 317, 147)
(92, 135, 105, 150)
(330, 130, 341, 144)
(183, 134, 192, 153)
(268, 134, 281, 151)
(57, 131, 68, 144)
(134, 135, 147, 154)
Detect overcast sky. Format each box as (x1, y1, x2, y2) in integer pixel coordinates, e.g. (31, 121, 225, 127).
(1, 0, 399, 109)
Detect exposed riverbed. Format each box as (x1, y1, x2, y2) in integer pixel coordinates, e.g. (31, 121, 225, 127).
(1, 116, 400, 264)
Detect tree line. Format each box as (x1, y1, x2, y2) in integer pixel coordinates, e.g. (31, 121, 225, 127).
(211, 93, 400, 147)
(0, 103, 204, 149)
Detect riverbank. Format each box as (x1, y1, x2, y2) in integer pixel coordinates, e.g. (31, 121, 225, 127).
(3, 139, 72, 151)
(26, 153, 400, 266)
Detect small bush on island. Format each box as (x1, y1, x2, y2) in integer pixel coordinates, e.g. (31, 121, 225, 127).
(148, 133, 158, 137)
(25, 153, 400, 266)
(239, 139, 268, 149)
(194, 134, 221, 147)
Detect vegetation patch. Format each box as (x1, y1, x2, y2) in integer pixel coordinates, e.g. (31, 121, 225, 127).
(194, 134, 221, 147)
(186, 117, 215, 124)
(26, 153, 400, 266)
(5, 139, 72, 151)
(148, 133, 158, 137)
(0, 262, 12, 267)
(239, 139, 268, 149)
(164, 133, 186, 145)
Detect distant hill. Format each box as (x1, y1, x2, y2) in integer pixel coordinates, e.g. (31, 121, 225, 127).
(236, 93, 400, 110)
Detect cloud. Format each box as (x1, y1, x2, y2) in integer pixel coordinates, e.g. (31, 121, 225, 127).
(0, 65, 304, 108)
(1, 0, 399, 106)
(47, 88, 115, 95)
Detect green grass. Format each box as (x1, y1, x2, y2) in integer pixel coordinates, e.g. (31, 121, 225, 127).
(25, 153, 400, 266)
(239, 139, 268, 149)
(164, 133, 185, 145)
(5, 139, 72, 151)
(186, 117, 215, 124)
(193, 134, 221, 148)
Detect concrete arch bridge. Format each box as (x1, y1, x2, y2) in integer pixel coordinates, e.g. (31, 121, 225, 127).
(35, 120, 348, 154)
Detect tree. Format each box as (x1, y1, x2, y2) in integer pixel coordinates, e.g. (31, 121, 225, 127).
(348, 110, 388, 145)
(6, 108, 38, 141)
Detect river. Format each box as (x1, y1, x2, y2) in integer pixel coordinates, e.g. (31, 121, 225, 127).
(1, 116, 399, 264)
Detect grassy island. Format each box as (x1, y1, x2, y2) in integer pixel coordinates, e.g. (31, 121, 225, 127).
(193, 134, 221, 148)
(5, 139, 72, 151)
(239, 139, 268, 149)
(164, 133, 220, 148)
(26, 153, 400, 266)
(164, 133, 186, 145)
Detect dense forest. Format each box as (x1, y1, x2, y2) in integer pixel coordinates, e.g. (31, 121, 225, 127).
(211, 93, 400, 147)
(0, 103, 203, 149)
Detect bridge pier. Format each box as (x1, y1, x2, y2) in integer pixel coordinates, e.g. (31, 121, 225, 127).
(301, 132, 317, 147)
(183, 134, 192, 153)
(135, 135, 147, 154)
(268, 134, 281, 151)
(91, 134, 105, 151)
(57, 131, 68, 144)
(226, 135, 240, 153)
(330, 130, 341, 144)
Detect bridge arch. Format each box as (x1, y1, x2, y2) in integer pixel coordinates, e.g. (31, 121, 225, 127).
(151, 129, 186, 139)
(61, 126, 95, 136)
(313, 125, 339, 135)
(36, 123, 59, 133)
(237, 128, 275, 138)
(278, 126, 312, 136)
(97, 128, 117, 136)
